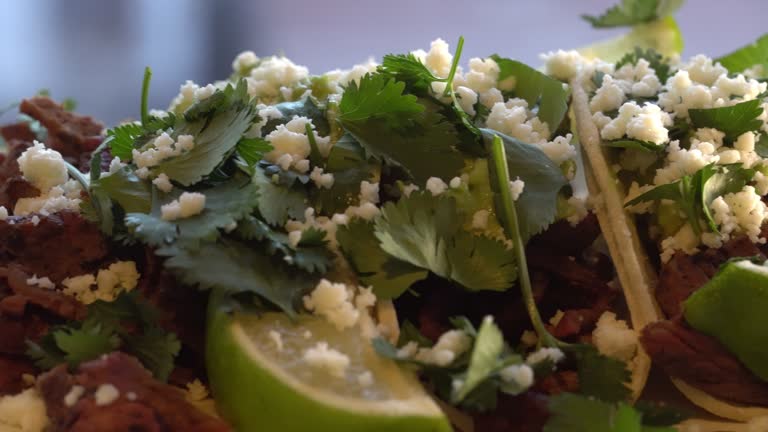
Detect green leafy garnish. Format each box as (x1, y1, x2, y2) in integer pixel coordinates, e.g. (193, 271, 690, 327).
(105, 123, 144, 161)
(715, 33, 768, 77)
(572, 344, 632, 403)
(126, 175, 258, 248)
(604, 139, 665, 153)
(543, 393, 677, 432)
(336, 219, 427, 299)
(141, 66, 152, 125)
(490, 56, 569, 136)
(626, 164, 756, 234)
(480, 129, 568, 242)
(94, 167, 152, 213)
(236, 137, 273, 172)
(310, 135, 376, 215)
(452, 317, 505, 402)
(152, 80, 257, 185)
(26, 292, 181, 381)
(252, 165, 307, 226)
(688, 99, 764, 143)
(375, 192, 518, 292)
(159, 239, 314, 316)
(338, 73, 465, 183)
(581, 0, 683, 29)
(379, 53, 440, 94)
(615, 47, 673, 83)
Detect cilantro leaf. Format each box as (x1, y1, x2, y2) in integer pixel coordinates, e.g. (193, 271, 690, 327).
(26, 292, 181, 381)
(689, 99, 764, 142)
(336, 219, 428, 299)
(339, 73, 424, 126)
(94, 167, 152, 213)
(253, 165, 307, 226)
(544, 393, 677, 432)
(452, 317, 505, 402)
(481, 130, 568, 242)
(489, 56, 569, 136)
(756, 133, 768, 158)
(126, 175, 259, 247)
(152, 80, 257, 186)
(626, 164, 755, 235)
(379, 53, 441, 95)
(570, 344, 632, 402)
(615, 47, 673, 83)
(236, 137, 273, 170)
(106, 122, 144, 161)
(159, 239, 314, 315)
(339, 74, 465, 183)
(310, 135, 376, 215)
(375, 192, 518, 292)
(581, 0, 683, 28)
(264, 96, 330, 137)
(604, 139, 665, 153)
(716, 33, 768, 77)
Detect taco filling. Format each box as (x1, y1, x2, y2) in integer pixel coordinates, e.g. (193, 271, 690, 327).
(569, 33, 768, 419)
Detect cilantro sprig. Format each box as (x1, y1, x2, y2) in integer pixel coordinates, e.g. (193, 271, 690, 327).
(26, 292, 181, 381)
(716, 33, 768, 77)
(543, 393, 678, 432)
(688, 99, 765, 143)
(581, 0, 683, 28)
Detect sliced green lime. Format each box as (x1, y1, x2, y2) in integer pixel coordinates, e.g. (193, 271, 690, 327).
(684, 259, 768, 381)
(206, 294, 451, 432)
(578, 17, 684, 61)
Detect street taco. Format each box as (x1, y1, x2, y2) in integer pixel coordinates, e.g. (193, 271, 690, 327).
(569, 28, 768, 427)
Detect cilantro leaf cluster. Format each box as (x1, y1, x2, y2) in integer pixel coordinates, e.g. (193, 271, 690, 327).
(581, 0, 683, 28)
(26, 292, 181, 381)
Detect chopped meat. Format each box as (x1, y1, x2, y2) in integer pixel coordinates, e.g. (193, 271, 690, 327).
(0, 314, 48, 355)
(657, 236, 765, 317)
(1, 265, 85, 320)
(0, 139, 39, 209)
(528, 214, 602, 257)
(0, 123, 35, 143)
(19, 97, 103, 160)
(0, 211, 109, 282)
(473, 392, 550, 432)
(641, 319, 768, 406)
(37, 352, 231, 432)
(0, 355, 35, 396)
(533, 370, 579, 396)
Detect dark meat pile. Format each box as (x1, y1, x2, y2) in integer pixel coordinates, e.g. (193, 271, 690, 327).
(395, 214, 617, 430)
(0, 98, 227, 430)
(641, 229, 768, 407)
(38, 353, 229, 432)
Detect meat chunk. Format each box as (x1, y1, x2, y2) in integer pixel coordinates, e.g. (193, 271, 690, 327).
(641, 319, 768, 406)
(0, 139, 39, 209)
(473, 392, 550, 432)
(0, 355, 36, 396)
(37, 352, 231, 432)
(1, 265, 85, 320)
(19, 97, 103, 160)
(657, 236, 765, 317)
(0, 211, 109, 282)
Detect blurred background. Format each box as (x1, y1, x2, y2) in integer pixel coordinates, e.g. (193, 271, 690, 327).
(1, 0, 765, 125)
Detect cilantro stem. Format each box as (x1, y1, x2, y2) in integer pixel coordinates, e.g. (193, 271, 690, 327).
(442, 36, 464, 97)
(305, 123, 323, 168)
(140, 66, 152, 126)
(488, 135, 558, 348)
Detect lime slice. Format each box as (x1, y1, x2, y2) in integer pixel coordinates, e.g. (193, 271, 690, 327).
(684, 259, 768, 381)
(206, 293, 451, 432)
(578, 17, 684, 61)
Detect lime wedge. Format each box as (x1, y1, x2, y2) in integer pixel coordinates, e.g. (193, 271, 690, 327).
(578, 17, 684, 61)
(684, 259, 768, 381)
(206, 294, 451, 432)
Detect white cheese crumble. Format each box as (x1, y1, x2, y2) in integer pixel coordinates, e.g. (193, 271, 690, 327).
(540, 50, 587, 81)
(600, 101, 672, 145)
(592, 312, 638, 362)
(94, 384, 120, 406)
(309, 167, 335, 189)
(63, 385, 85, 407)
(412, 330, 472, 367)
(26, 275, 55, 290)
(425, 177, 448, 196)
(0, 206, 7, 220)
(160, 192, 206, 221)
(710, 185, 768, 244)
(264, 116, 331, 166)
(509, 178, 525, 201)
(247, 56, 309, 101)
(525, 347, 565, 366)
(471, 209, 490, 230)
(152, 173, 173, 193)
(303, 342, 350, 378)
(62, 261, 140, 304)
(499, 364, 534, 389)
(357, 371, 374, 387)
(486, 98, 550, 145)
(232, 50, 259, 75)
(653, 139, 720, 185)
(0, 388, 49, 431)
(268, 330, 284, 352)
(132, 133, 195, 169)
(17, 141, 69, 192)
(303, 279, 360, 331)
(660, 223, 700, 263)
